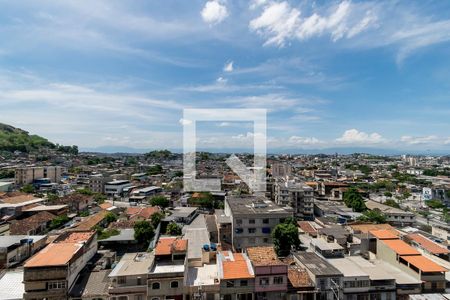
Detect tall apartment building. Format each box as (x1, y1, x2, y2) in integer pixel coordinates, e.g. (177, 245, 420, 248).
(273, 178, 314, 220)
(15, 166, 63, 185)
(23, 231, 97, 300)
(271, 163, 292, 178)
(224, 195, 293, 252)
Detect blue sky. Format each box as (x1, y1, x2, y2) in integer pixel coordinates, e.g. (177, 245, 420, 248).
(1, 0, 450, 152)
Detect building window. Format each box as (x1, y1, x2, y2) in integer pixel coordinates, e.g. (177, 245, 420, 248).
(170, 281, 179, 288)
(274, 276, 283, 284)
(118, 277, 127, 284)
(262, 227, 271, 234)
(236, 219, 243, 225)
(48, 281, 66, 290)
(260, 278, 270, 286)
(226, 280, 235, 287)
(263, 238, 269, 243)
(240, 280, 248, 286)
(236, 228, 243, 234)
(248, 228, 256, 234)
(249, 219, 255, 224)
(137, 277, 142, 285)
(263, 219, 269, 224)
(152, 282, 160, 290)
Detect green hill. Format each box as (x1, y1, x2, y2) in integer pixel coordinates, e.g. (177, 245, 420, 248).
(0, 123, 77, 154)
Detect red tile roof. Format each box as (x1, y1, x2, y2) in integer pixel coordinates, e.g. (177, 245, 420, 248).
(155, 237, 187, 256)
(401, 255, 447, 273)
(370, 229, 399, 240)
(126, 206, 160, 220)
(25, 243, 82, 267)
(406, 233, 450, 255)
(247, 246, 284, 266)
(381, 239, 421, 256)
(222, 252, 254, 280)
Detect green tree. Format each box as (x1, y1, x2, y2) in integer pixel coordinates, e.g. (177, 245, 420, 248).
(426, 199, 445, 209)
(47, 193, 59, 203)
(343, 187, 366, 212)
(272, 220, 300, 256)
(147, 164, 163, 175)
(21, 184, 35, 194)
(166, 222, 182, 235)
(49, 215, 70, 229)
(150, 212, 164, 228)
(384, 199, 400, 209)
(150, 195, 170, 208)
(188, 192, 215, 209)
(94, 193, 107, 204)
(384, 191, 393, 198)
(105, 212, 118, 224)
(134, 221, 155, 246)
(358, 210, 387, 224)
(77, 188, 94, 195)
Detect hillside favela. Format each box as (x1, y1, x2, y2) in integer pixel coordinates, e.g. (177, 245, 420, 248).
(1, 1, 450, 300)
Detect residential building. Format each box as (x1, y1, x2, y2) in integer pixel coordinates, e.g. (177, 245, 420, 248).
(15, 166, 62, 185)
(365, 200, 416, 226)
(404, 233, 450, 260)
(108, 252, 154, 300)
(376, 238, 447, 293)
(328, 256, 396, 300)
(23, 231, 97, 300)
(89, 174, 105, 194)
(217, 251, 254, 300)
(0, 235, 47, 268)
(224, 195, 293, 251)
(104, 180, 132, 197)
(9, 211, 56, 235)
(271, 163, 292, 178)
(246, 246, 288, 300)
(286, 264, 316, 300)
(147, 237, 188, 300)
(294, 252, 343, 300)
(273, 178, 314, 220)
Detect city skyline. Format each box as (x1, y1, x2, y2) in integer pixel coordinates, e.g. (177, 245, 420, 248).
(1, 0, 450, 153)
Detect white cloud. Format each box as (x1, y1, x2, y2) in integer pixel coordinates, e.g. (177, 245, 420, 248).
(179, 118, 192, 126)
(201, 0, 229, 25)
(288, 136, 323, 145)
(216, 76, 228, 84)
(400, 135, 438, 145)
(336, 129, 385, 144)
(223, 61, 234, 72)
(218, 122, 231, 127)
(249, 1, 377, 47)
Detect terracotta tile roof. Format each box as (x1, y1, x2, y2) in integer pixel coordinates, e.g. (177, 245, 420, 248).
(9, 211, 56, 235)
(298, 221, 318, 236)
(99, 203, 112, 210)
(24, 242, 82, 267)
(401, 255, 447, 272)
(75, 210, 107, 231)
(109, 219, 136, 229)
(155, 237, 188, 256)
(381, 239, 420, 256)
(288, 265, 314, 288)
(0, 194, 38, 204)
(222, 252, 254, 280)
(247, 246, 284, 266)
(370, 229, 399, 240)
(350, 223, 394, 234)
(406, 233, 450, 255)
(57, 231, 95, 244)
(126, 206, 160, 220)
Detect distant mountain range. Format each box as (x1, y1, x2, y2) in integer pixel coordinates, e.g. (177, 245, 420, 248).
(80, 146, 450, 156)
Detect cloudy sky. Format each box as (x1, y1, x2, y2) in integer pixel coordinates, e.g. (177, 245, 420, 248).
(1, 0, 450, 152)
